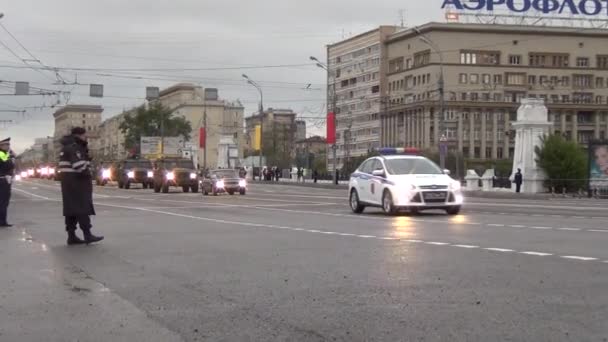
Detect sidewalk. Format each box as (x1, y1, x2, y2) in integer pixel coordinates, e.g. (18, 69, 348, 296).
(0, 226, 182, 342)
(252, 179, 603, 201)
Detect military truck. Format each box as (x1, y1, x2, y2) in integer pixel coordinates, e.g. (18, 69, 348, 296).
(116, 159, 154, 189)
(152, 158, 198, 193)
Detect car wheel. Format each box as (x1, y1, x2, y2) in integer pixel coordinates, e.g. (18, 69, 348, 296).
(142, 182, 148, 189)
(96, 179, 101, 186)
(446, 206, 461, 215)
(409, 207, 419, 215)
(203, 187, 209, 196)
(118, 181, 124, 189)
(212, 187, 218, 196)
(154, 183, 161, 193)
(162, 183, 169, 193)
(102, 180, 107, 186)
(382, 190, 397, 215)
(125, 181, 130, 190)
(239, 189, 246, 195)
(228, 190, 234, 195)
(191, 184, 199, 193)
(349, 189, 365, 214)
(182, 186, 190, 193)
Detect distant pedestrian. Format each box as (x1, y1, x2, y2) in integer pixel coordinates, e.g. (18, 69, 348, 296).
(275, 167, 280, 182)
(297, 168, 303, 182)
(313, 169, 318, 183)
(59, 127, 104, 245)
(0, 137, 15, 228)
(514, 168, 523, 193)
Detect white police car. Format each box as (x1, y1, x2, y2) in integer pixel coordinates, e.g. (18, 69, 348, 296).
(348, 148, 463, 215)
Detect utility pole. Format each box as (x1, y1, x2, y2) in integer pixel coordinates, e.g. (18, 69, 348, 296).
(203, 105, 207, 172)
(243, 74, 264, 177)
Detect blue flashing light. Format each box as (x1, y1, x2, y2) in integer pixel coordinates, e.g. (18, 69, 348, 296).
(376, 147, 420, 155)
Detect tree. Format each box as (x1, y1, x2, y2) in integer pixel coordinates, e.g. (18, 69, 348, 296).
(534, 134, 587, 192)
(119, 103, 192, 153)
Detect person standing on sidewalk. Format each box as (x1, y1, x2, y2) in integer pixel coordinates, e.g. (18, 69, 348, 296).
(59, 127, 103, 245)
(514, 168, 523, 193)
(0, 137, 14, 227)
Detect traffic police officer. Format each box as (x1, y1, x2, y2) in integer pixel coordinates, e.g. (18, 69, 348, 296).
(59, 127, 103, 245)
(0, 137, 14, 227)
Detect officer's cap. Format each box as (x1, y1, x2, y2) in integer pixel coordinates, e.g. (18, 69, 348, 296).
(0, 137, 10, 144)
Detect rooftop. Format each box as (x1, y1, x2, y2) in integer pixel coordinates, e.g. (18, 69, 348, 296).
(53, 105, 103, 118)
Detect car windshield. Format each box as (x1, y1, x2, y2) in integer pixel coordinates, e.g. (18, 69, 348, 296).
(124, 161, 151, 169)
(164, 160, 194, 169)
(212, 170, 238, 178)
(385, 158, 443, 175)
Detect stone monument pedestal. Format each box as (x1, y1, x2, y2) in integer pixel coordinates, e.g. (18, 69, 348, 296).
(510, 99, 552, 193)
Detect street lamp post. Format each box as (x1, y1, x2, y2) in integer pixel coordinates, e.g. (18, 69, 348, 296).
(414, 27, 447, 170)
(310, 56, 338, 184)
(243, 74, 264, 179)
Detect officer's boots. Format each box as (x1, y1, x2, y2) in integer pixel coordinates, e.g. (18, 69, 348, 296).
(67, 230, 85, 245)
(82, 229, 104, 244)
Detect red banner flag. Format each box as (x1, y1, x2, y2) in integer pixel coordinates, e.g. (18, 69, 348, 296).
(199, 127, 206, 148)
(326, 112, 336, 144)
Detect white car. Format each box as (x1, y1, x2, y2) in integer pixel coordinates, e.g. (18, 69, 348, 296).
(348, 154, 463, 215)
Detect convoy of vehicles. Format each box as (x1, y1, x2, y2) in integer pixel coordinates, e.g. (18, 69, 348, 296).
(152, 158, 198, 193)
(201, 169, 247, 196)
(348, 148, 463, 216)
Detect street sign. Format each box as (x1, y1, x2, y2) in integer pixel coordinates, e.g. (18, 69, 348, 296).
(140, 136, 184, 157)
(90, 84, 104, 98)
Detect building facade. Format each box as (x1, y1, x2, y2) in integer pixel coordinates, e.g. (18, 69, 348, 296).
(97, 110, 130, 161)
(158, 83, 245, 169)
(53, 105, 103, 158)
(326, 26, 398, 170)
(245, 108, 300, 168)
(381, 22, 608, 160)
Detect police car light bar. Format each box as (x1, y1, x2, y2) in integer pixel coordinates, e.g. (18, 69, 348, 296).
(375, 147, 420, 155)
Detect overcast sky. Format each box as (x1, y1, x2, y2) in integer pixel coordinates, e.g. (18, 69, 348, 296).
(0, 0, 443, 153)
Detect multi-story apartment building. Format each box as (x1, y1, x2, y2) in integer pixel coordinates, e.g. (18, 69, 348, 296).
(381, 22, 608, 160)
(326, 26, 398, 170)
(97, 110, 130, 161)
(52, 105, 103, 158)
(158, 83, 245, 169)
(245, 108, 301, 168)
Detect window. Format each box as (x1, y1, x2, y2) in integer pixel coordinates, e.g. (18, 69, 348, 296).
(562, 94, 570, 103)
(460, 50, 500, 65)
(550, 76, 559, 85)
(529, 53, 569, 67)
(470, 93, 479, 101)
(505, 73, 526, 86)
(551, 95, 559, 103)
(459, 73, 468, 84)
(509, 55, 521, 65)
(460, 92, 468, 101)
(482, 74, 491, 84)
(371, 85, 379, 93)
(596, 95, 603, 104)
(528, 75, 536, 85)
(576, 57, 590, 67)
(493, 74, 503, 85)
(413, 50, 431, 67)
(406, 58, 412, 69)
(539, 76, 548, 85)
(494, 93, 503, 102)
(482, 93, 490, 101)
(388, 57, 404, 73)
(470, 74, 479, 84)
(82, 120, 86, 125)
(573, 74, 593, 88)
(597, 55, 608, 69)
(573, 93, 593, 104)
(82, 114, 86, 118)
(596, 77, 604, 89)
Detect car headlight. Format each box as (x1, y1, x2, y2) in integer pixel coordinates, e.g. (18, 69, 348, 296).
(450, 181, 461, 191)
(102, 169, 111, 178)
(28, 169, 34, 176)
(15, 175, 21, 181)
(190, 173, 197, 180)
(147, 171, 153, 178)
(49, 168, 55, 174)
(41, 167, 48, 175)
(239, 179, 247, 187)
(216, 180, 225, 188)
(20, 171, 27, 178)
(166, 172, 175, 180)
(127, 171, 135, 178)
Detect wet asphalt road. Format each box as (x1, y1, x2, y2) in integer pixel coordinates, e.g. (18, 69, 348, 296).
(4, 179, 608, 342)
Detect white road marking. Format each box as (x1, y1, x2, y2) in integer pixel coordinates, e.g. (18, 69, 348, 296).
(561, 256, 598, 261)
(357, 235, 376, 238)
(452, 244, 479, 249)
(487, 224, 505, 227)
(520, 251, 553, 256)
(509, 225, 526, 228)
(403, 239, 423, 243)
(484, 248, 515, 253)
(306, 230, 321, 233)
(588, 229, 608, 233)
(426, 242, 450, 245)
(530, 226, 552, 230)
(12, 187, 50, 200)
(467, 201, 608, 211)
(379, 237, 399, 240)
(558, 228, 581, 231)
